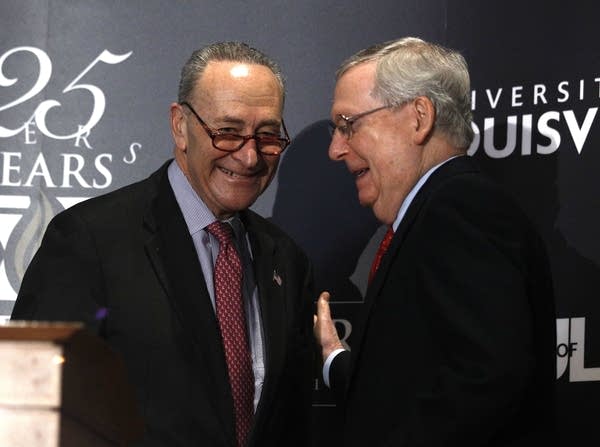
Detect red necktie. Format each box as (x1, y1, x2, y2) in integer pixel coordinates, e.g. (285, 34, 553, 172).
(206, 221, 254, 447)
(368, 226, 394, 284)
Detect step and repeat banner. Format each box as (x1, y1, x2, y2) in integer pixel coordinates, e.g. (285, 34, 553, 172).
(0, 1, 597, 445)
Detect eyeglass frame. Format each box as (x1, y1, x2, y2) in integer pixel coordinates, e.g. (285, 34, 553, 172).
(180, 101, 291, 155)
(330, 105, 392, 140)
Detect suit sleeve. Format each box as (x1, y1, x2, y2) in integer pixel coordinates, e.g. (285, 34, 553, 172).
(329, 349, 351, 403)
(11, 209, 106, 334)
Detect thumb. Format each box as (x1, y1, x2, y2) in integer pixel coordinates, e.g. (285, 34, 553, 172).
(317, 291, 332, 321)
(314, 291, 343, 359)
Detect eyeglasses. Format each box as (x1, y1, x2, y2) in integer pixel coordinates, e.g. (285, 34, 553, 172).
(330, 105, 392, 140)
(180, 101, 290, 155)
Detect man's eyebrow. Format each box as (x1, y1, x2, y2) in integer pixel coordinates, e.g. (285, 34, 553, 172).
(216, 115, 245, 126)
(216, 115, 282, 128)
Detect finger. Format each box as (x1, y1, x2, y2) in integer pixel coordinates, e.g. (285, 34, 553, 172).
(317, 291, 332, 320)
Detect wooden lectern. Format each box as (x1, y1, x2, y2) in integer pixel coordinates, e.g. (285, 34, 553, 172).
(0, 322, 144, 447)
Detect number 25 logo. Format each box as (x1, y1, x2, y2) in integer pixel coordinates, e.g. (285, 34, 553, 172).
(0, 46, 131, 140)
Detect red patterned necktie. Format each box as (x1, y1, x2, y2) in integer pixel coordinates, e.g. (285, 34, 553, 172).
(206, 221, 254, 447)
(368, 226, 394, 285)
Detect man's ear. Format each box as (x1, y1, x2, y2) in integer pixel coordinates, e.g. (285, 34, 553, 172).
(412, 96, 435, 145)
(170, 102, 188, 153)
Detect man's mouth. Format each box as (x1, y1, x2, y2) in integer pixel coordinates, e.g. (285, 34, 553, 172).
(353, 168, 369, 178)
(219, 167, 242, 177)
(219, 166, 262, 179)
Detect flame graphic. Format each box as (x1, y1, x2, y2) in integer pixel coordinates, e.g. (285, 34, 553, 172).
(8, 190, 56, 290)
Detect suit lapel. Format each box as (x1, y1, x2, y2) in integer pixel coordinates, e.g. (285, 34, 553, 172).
(349, 156, 478, 381)
(241, 212, 286, 430)
(143, 166, 235, 444)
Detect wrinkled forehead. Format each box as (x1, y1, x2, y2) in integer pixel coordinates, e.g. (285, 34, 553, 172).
(332, 62, 379, 113)
(195, 61, 284, 107)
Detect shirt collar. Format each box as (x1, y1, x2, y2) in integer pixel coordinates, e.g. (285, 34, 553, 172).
(392, 156, 458, 232)
(167, 160, 242, 236)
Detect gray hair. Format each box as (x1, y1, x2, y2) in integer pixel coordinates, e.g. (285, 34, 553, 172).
(337, 37, 473, 149)
(177, 41, 285, 105)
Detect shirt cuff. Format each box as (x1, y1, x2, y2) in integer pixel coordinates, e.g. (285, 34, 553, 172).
(322, 348, 347, 388)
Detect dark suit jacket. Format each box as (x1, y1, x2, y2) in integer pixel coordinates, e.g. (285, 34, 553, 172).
(12, 161, 315, 447)
(330, 156, 557, 446)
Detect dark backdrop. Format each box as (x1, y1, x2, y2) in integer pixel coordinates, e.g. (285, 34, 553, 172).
(0, 1, 597, 445)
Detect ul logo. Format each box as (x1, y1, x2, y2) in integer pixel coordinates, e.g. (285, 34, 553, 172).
(557, 317, 600, 382)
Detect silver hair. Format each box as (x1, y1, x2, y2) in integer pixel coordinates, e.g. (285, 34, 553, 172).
(337, 37, 473, 149)
(177, 41, 285, 105)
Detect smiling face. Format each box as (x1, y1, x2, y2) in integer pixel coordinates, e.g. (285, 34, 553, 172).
(170, 60, 283, 220)
(328, 61, 427, 225)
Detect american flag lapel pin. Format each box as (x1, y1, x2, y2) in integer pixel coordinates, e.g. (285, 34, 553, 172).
(273, 269, 282, 286)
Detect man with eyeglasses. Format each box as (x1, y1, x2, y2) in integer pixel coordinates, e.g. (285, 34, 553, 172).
(12, 42, 314, 447)
(314, 37, 557, 446)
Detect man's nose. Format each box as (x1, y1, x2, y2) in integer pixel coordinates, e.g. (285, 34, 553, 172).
(233, 138, 260, 167)
(328, 131, 349, 161)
